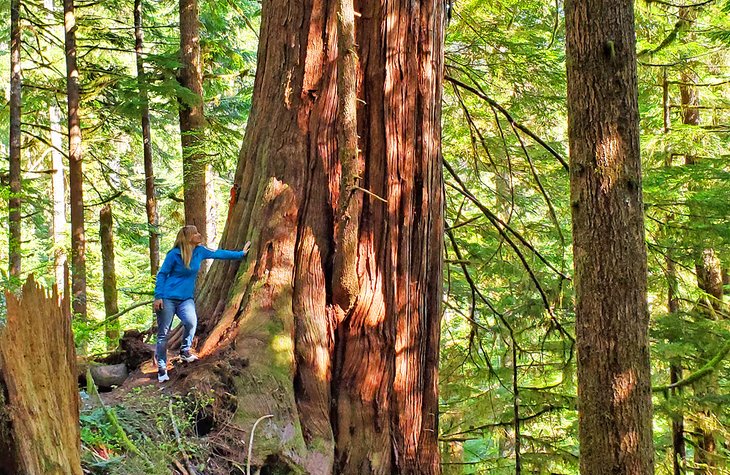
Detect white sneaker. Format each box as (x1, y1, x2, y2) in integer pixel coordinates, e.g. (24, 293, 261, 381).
(158, 368, 170, 383)
(180, 350, 199, 363)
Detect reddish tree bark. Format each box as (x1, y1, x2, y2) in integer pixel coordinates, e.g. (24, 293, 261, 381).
(188, 0, 445, 473)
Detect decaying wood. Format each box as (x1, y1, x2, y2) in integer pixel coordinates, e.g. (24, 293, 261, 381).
(0, 276, 81, 474)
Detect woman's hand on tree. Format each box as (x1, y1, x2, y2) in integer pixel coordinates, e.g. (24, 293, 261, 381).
(153, 299, 164, 311)
(243, 241, 251, 255)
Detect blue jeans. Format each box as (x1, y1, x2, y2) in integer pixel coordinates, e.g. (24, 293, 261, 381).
(155, 298, 197, 369)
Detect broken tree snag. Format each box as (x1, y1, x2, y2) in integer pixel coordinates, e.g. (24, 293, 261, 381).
(0, 276, 82, 474)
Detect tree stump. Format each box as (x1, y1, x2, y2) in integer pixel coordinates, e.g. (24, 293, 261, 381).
(0, 276, 82, 474)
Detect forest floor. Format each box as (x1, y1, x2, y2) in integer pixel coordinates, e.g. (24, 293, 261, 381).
(81, 351, 251, 475)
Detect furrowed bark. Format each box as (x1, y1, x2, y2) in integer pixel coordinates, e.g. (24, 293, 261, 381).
(566, 0, 654, 473)
(193, 0, 445, 473)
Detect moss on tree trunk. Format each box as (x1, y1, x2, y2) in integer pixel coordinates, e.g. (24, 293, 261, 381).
(187, 0, 446, 473)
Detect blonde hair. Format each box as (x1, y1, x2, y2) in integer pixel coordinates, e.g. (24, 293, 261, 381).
(174, 225, 199, 268)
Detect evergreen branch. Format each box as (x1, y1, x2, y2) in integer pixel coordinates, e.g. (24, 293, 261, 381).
(445, 215, 482, 231)
(548, 0, 559, 49)
(77, 45, 137, 54)
(445, 74, 570, 172)
(639, 48, 725, 67)
(106, 23, 177, 31)
(667, 79, 730, 87)
(508, 116, 566, 248)
(440, 405, 566, 440)
(23, 83, 66, 94)
(84, 191, 123, 209)
(653, 340, 730, 392)
(446, 224, 520, 386)
(638, 18, 689, 58)
(646, 0, 716, 7)
(452, 84, 516, 224)
(167, 193, 185, 203)
(88, 299, 154, 331)
(224, 0, 260, 38)
(444, 160, 571, 282)
(444, 160, 575, 343)
(20, 129, 68, 159)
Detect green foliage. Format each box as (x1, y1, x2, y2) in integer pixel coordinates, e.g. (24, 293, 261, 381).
(80, 387, 213, 474)
(0, 0, 260, 354)
(440, 0, 730, 473)
(1, 0, 729, 472)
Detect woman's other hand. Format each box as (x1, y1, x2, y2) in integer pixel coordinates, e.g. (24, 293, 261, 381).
(243, 241, 251, 255)
(153, 299, 164, 312)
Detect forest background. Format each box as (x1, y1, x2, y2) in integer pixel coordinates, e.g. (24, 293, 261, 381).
(1, 0, 729, 473)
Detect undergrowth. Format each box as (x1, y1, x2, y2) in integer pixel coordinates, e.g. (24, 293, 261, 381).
(80, 386, 215, 474)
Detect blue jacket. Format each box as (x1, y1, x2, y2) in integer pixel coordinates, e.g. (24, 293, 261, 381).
(154, 246, 245, 300)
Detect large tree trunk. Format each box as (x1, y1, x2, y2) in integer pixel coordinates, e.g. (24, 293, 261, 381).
(0, 277, 81, 474)
(100, 204, 120, 348)
(63, 0, 87, 321)
(134, 0, 160, 276)
(188, 0, 445, 473)
(565, 0, 654, 473)
(8, 0, 22, 279)
(178, 0, 212, 247)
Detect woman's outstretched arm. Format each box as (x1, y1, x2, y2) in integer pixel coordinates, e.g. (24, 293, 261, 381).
(199, 241, 251, 260)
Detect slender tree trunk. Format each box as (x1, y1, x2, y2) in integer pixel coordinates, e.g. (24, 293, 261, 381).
(566, 0, 654, 473)
(178, 0, 211, 247)
(63, 0, 87, 321)
(43, 0, 68, 290)
(664, 68, 686, 475)
(8, 0, 22, 279)
(189, 0, 445, 473)
(50, 103, 68, 288)
(134, 0, 160, 276)
(100, 205, 120, 349)
(668, 256, 686, 475)
(691, 249, 722, 475)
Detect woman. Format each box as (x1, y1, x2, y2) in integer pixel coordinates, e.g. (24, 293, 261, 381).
(153, 225, 250, 382)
